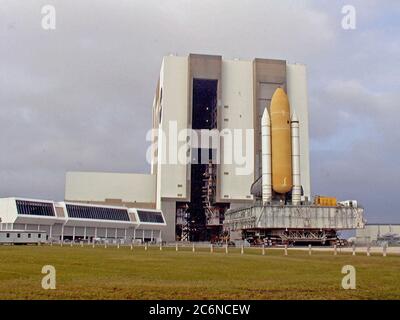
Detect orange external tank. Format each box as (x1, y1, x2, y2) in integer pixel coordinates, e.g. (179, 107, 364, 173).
(270, 88, 292, 194)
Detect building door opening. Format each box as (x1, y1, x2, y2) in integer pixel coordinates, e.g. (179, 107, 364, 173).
(177, 78, 227, 241)
(192, 79, 218, 130)
(191, 79, 218, 241)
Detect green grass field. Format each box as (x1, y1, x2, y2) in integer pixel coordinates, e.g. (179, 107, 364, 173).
(0, 245, 399, 300)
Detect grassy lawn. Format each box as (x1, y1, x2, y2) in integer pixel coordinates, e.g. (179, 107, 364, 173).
(0, 245, 399, 300)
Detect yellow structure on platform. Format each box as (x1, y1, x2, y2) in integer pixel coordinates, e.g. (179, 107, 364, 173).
(270, 88, 293, 194)
(314, 196, 337, 207)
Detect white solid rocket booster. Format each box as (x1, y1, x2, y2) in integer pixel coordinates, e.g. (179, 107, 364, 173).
(261, 108, 272, 204)
(291, 112, 301, 205)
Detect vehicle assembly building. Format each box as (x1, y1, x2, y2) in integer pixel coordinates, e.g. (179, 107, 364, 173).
(63, 53, 365, 244)
(63, 54, 310, 241)
(0, 53, 365, 244)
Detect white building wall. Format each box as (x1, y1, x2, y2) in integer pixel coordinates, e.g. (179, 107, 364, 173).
(356, 225, 400, 243)
(219, 59, 254, 201)
(0, 198, 17, 224)
(0, 231, 47, 244)
(286, 63, 311, 200)
(65, 172, 156, 204)
(156, 56, 189, 206)
(155, 58, 165, 209)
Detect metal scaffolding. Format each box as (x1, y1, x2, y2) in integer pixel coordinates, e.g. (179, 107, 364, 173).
(202, 160, 221, 226)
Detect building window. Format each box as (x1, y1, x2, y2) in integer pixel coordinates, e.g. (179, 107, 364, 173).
(38, 234, 41, 238)
(28, 234, 31, 238)
(65, 204, 130, 221)
(17, 234, 21, 238)
(16, 200, 55, 217)
(6, 233, 10, 238)
(137, 210, 165, 224)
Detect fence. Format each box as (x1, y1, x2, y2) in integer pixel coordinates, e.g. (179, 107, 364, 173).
(30, 241, 400, 257)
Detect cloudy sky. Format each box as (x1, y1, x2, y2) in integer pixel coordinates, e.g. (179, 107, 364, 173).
(1, 0, 399, 223)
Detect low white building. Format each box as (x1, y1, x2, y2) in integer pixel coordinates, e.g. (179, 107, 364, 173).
(0, 230, 47, 244)
(0, 197, 166, 243)
(356, 224, 400, 245)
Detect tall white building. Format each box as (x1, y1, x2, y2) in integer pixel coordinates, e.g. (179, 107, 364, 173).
(65, 53, 311, 242)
